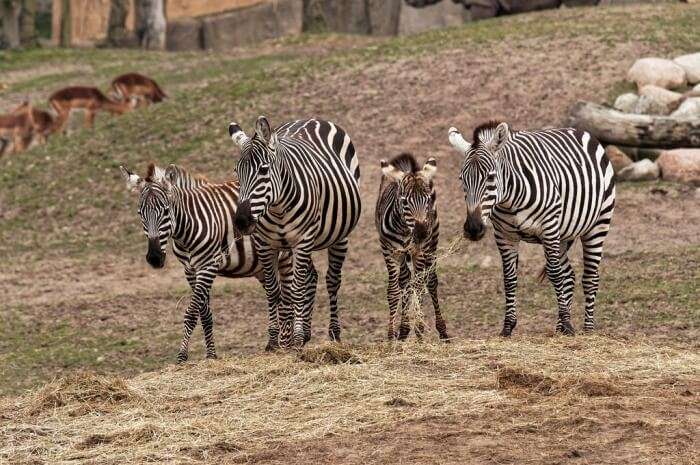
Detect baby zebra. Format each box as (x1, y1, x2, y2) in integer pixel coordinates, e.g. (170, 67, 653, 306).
(120, 163, 317, 361)
(375, 153, 449, 341)
(448, 121, 615, 336)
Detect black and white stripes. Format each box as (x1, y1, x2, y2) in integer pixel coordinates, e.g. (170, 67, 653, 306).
(448, 121, 615, 336)
(375, 153, 449, 341)
(229, 117, 362, 348)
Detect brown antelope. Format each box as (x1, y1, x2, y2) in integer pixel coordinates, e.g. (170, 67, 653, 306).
(0, 102, 35, 156)
(110, 72, 167, 107)
(11, 101, 56, 145)
(49, 86, 134, 133)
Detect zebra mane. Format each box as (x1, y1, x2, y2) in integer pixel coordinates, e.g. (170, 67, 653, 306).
(167, 164, 210, 188)
(387, 153, 419, 174)
(473, 120, 504, 145)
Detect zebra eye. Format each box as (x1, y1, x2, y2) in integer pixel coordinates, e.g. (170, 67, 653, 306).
(258, 164, 270, 176)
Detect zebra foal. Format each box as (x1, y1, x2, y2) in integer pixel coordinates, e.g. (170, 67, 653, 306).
(120, 163, 317, 361)
(229, 117, 362, 348)
(375, 153, 449, 341)
(448, 121, 615, 336)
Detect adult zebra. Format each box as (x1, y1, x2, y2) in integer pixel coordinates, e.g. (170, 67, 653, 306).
(228, 116, 361, 348)
(448, 121, 615, 336)
(375, 153, 449, 341)
(119, 163, 317, 361)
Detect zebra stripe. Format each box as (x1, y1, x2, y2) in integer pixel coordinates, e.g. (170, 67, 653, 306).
(120, 163, 317, 361)
(375, 153, 449, 341)
(229, 116, 362, 348)
(448, 121, 615, 336)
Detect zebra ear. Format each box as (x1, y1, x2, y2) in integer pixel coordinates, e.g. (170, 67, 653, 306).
(381, 159, 405, 182)
(165, 164, 178, 184)
(448, 127, 471, 154)
(255, 116, 272, 144)
(487, 122, 510, 153)
(420, 157, 437, 181)
(120, 165, 143, 193)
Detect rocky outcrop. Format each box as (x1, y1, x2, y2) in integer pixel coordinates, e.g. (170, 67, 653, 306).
(627, 57, 686, 90)
(671, 98, 700, 118)
(656, 149, 700, 186)
(399, 0, 469, 34)
(166, 18, 202, 51)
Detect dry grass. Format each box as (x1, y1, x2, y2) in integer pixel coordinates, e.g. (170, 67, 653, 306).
(1, 337, 697, 464)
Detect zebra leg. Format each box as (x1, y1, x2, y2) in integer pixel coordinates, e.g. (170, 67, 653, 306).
(302, 262, 318, 343)
(177, 270, 199, 363)
(426, 259, 449, 341)
(257, 241, 283, 350)
(411, 254, 430, 341)
(496, 237, 519, 337)
(326, 238, 349, 342)
(581, 223, 611, 331)
(555, 249, 576, 332)
(542, 236, 575, 336)
(192, 269, 218, 358)
(291, 239, 315, 348)
(382, 250, 403, 340)
(397, 257, 412, 340)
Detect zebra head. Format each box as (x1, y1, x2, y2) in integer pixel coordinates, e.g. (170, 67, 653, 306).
(381, 154, 438, 246)
(120, 163, 173, 269)
(448, 122, 510, 241)
(228, 116, 278, 235)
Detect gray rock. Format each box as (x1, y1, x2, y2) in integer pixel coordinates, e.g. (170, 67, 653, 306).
(657, 149, 700, 186)
(671, 98, 700, 118)
(605, 145, 633, 173)
(368, 0, 402, 35)
(633, 95, 669, 115)
(616, 159, 660, 182)
(674, 53, 700, 85)
(399, 0, 469, 35)
(202, 0, 302, 50)
(166, 18, 202, 51)
(639, 85, 683, 114)
(613, 93, 638, 113)
(627, 57, 686, 90)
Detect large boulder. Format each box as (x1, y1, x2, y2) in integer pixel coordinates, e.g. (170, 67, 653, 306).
(674, 53, 700, 85)
(399, 0, 469, 34)
(616, 159, 660, 182)
(613, 92, 638, 113)
(638, 85, 684, 114)
(368, 0, 402, 35)
(627, 57, 686, 90)
(656, 149, 700, 186)
(671, 98, 700, 118)
(633, 95, 669, 115)
(166, 18, 202, 51)
(202, 0, 303, 50)
(605, 145, 633, 173)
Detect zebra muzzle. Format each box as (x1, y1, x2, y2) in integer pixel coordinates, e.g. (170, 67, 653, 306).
(146, 238, 166, 268)
(234, 200, 257, 235)
(464, 212, 486, 242)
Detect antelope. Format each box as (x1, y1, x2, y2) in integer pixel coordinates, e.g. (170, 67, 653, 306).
(0, 102, 36, 156)
(49, 86, 134, 133)
(110, 72, 167, 107)
(11, 101, 56, 145)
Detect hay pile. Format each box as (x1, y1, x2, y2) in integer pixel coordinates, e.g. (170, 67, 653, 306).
(0, 337, 697, 464)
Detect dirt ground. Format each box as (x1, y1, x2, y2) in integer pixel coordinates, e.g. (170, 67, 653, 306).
(0, 3, 698, 464)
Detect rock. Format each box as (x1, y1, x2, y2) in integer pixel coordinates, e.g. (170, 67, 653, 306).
(166, 18, 202, 51)
(674, 53, 700, 85)
(202, 0, 302, 50)
(468, 0, 498, 20)
(309, 0, 370, 34)
(656, 149, 700, 186)
(616, 159, 660, 182)
(605, 145, 633, 172)
(633, 95, 669, 115)
(500, 0, 561, 14)
(639, 85, 683, 113)
(398, 0, 469, 34)
(627, 57, 686, 90)
(671, 98, 700, 118)
(613, 93, 638, 113)
(368, 0, 402, 35)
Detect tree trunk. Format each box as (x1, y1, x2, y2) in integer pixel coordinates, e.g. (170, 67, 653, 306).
(106, 0, 130, 46)
(0, 0, 22, 49)
(135, 0, 166, 50)
(19, 0, 36, 46)
(569, 101, 700, 148)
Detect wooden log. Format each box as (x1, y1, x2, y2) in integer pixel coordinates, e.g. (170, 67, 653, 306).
(568, 101, 700, 149)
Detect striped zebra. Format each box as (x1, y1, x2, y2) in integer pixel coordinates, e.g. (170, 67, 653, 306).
(228, 116, 362, 348)
(119, 163, 318, 361)
(448, 121, 615, 336)
(375, 153, 449, 341)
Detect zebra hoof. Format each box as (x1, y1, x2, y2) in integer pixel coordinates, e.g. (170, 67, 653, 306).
(499, 327, 513, 337)
(557, 321, 576, 336)
(206, 353, 218, 360)
(291, 334, 306, 349)
(439, 333, 451, 342)
(176, 353, 188, 364)
(265, 341, 281, 352)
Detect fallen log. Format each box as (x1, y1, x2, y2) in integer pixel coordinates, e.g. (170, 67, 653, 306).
(568, 101, 700, 148)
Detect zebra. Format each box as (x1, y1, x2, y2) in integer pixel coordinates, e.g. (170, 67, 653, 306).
(375, 153, 449, 341)
(228, 116, 362, 348)
(119, 163, 318, 361)
(447, 121, 615, 336)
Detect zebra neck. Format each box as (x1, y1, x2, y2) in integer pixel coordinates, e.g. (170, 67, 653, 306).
(496, 152, 518, 208)
(268, 155, 299, 212)
(389, 194, 410, 235)
(167, 190, 188, 243)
